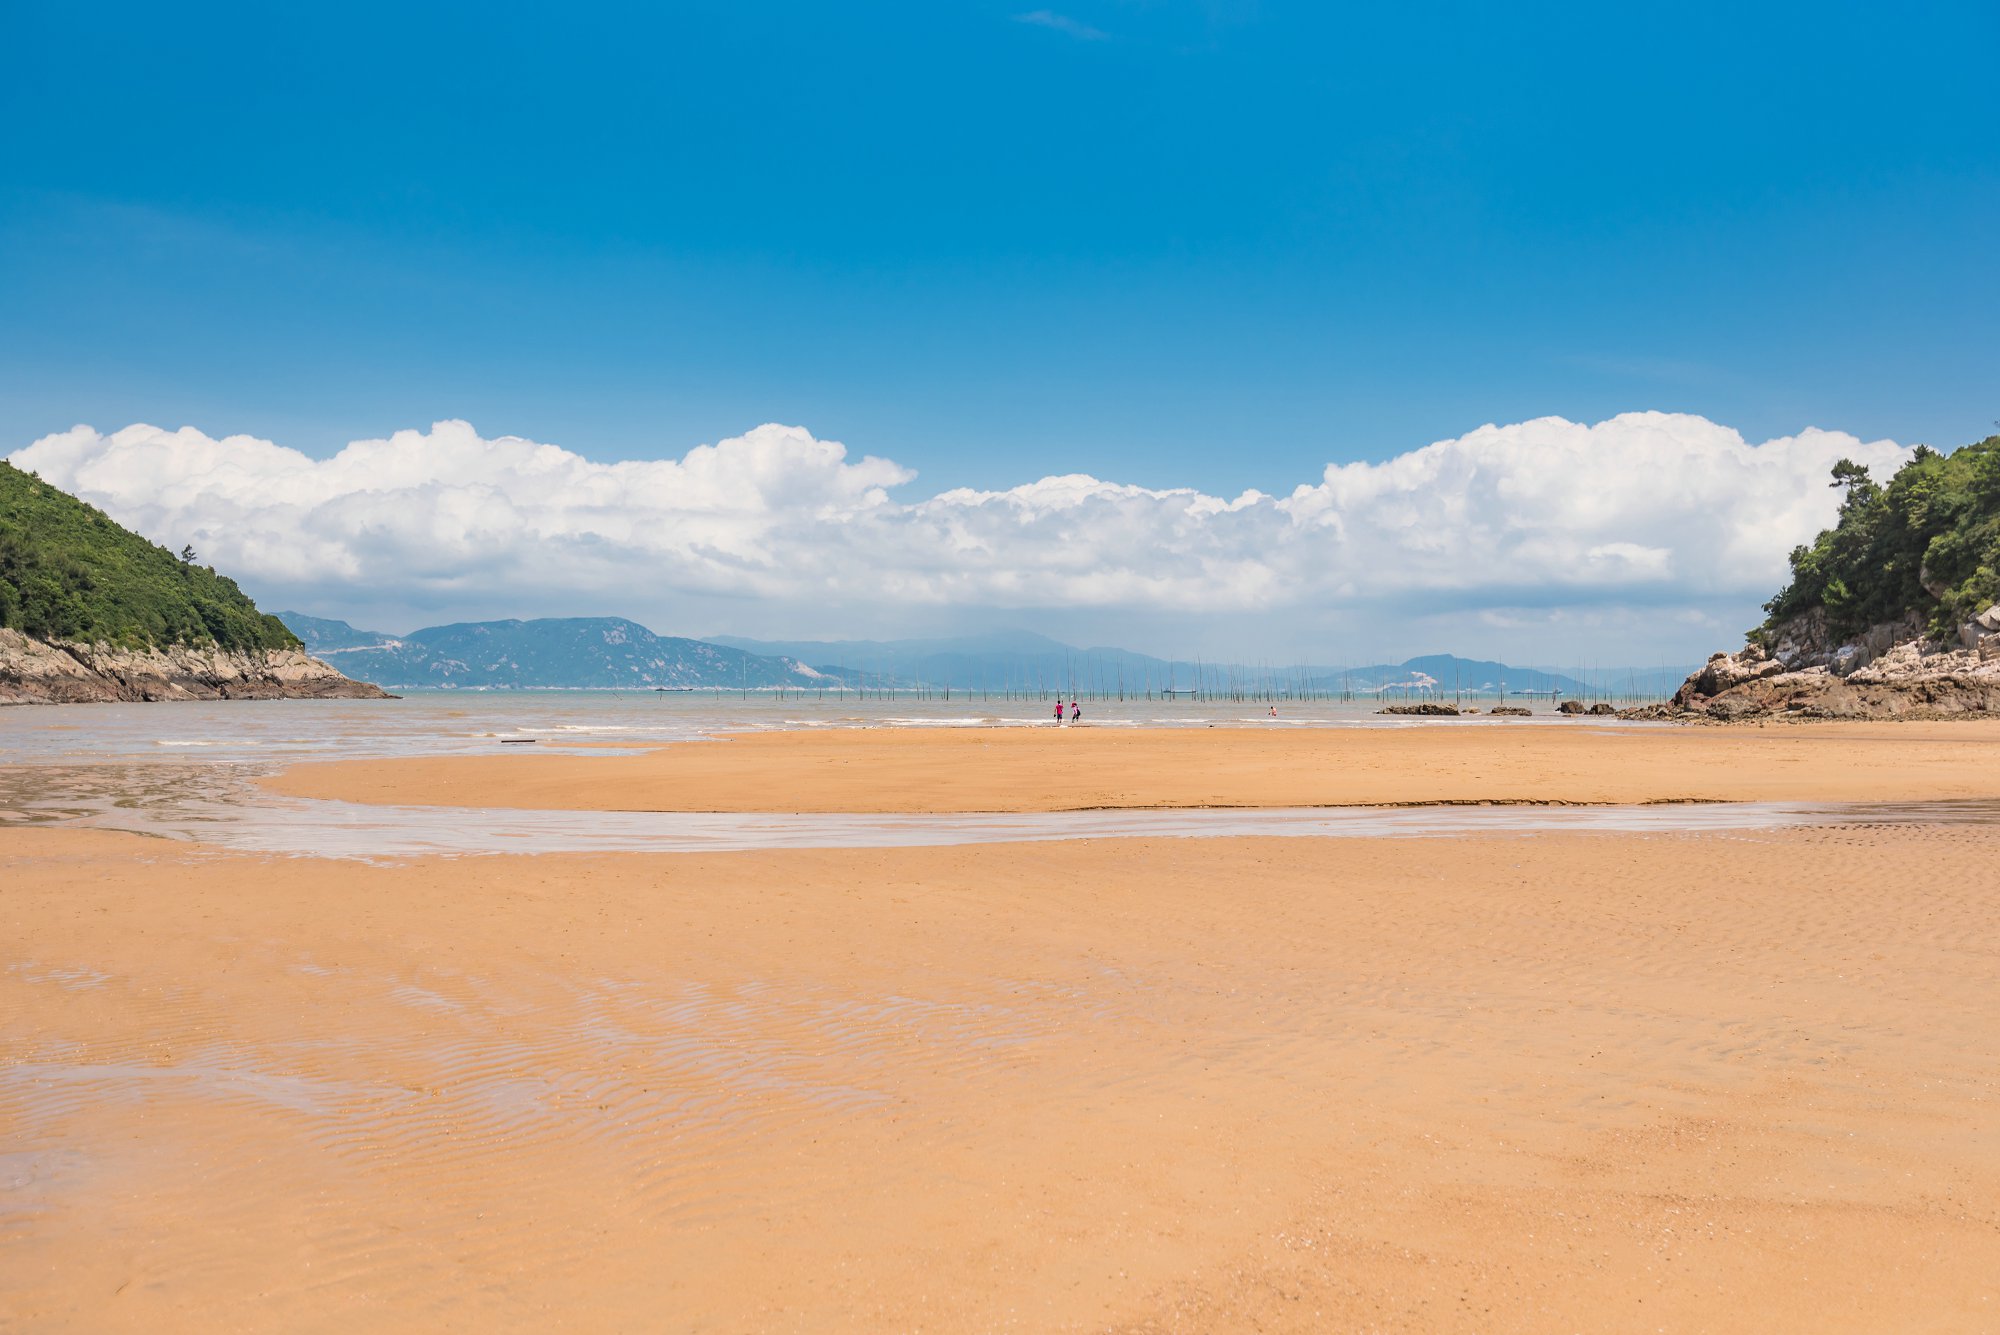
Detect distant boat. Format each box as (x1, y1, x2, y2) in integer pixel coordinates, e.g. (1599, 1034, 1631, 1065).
(653, 686, 698, 693)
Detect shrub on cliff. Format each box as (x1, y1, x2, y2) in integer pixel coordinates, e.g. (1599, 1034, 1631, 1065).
(1763, 432, 2000, 643)
(0, 461, 299, 653)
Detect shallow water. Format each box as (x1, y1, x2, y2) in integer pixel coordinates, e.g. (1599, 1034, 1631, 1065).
(36, 786, 2000, 859)
(3, 692, 1992, 858)
(0, 689, 1640, 768)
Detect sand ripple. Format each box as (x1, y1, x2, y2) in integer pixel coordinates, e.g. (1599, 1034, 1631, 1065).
(5, 825, 1999, 1330)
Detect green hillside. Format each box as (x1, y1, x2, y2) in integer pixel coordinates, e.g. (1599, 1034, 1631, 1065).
(1763, 433, 2000, 643)
(0, 461, 298, 653)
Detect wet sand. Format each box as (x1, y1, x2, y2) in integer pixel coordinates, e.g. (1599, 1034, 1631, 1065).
(6, 817, 2000, 1331)
(266, 719, 2000, 812)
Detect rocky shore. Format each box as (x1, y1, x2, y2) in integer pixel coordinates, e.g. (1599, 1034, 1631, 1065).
(1638, 604, 2000, 722)
(0, 627, 392, 706)
(1375, 701, 1615, 718)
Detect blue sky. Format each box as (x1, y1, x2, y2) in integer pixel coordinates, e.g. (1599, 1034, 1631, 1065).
(3, 4, 1996, 661)
(5, 1, 1995, 496)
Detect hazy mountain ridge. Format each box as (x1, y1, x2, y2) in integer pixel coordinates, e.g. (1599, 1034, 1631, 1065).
(711, 631, 1168, 692)
(716, 632, 1696, 700)
(279, 614, 834, 690)
(274, 611, 392, 653)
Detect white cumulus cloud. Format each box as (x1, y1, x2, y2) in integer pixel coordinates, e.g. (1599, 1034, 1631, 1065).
(7, 412, 1909, 658)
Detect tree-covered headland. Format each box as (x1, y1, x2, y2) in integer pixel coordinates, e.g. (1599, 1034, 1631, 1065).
(1762, 432, 2000, 643)
(0, 461, 299, 653)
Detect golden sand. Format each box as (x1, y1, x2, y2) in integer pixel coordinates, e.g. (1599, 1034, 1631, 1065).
(7, 725, 2000, 1331)
(265, 719, 2000, 812)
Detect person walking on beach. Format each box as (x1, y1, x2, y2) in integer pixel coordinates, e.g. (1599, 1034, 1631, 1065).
(1070, 700, 1081, 722)
(1053, 700, 1065, 725)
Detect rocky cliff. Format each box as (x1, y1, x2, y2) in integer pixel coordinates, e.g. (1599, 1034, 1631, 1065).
(1644, 604, 2000, 722)
(2, 461, 391, 705)
(1, 627, 391, 706)
(1644, 434, 2000, 723)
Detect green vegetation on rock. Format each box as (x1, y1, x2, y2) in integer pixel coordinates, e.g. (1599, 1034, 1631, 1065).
(0, 461, 298, 653)
(1764, 433, 2000, 642)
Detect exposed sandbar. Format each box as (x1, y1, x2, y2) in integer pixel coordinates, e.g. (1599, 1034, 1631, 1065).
(266, 719, 2000, 812)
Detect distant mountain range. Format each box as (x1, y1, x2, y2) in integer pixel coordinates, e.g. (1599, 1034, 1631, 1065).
(280, 613, 1696, 699)
(710, 630, 1167, 691)
(278, 613, 834, 690)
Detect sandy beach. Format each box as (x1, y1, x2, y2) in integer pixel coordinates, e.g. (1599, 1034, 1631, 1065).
(15, 3, 1994, 1328)
(7, 724, 2000, 1331)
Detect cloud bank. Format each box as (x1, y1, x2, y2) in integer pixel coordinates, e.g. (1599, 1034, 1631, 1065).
(8, 413, 1909, 658)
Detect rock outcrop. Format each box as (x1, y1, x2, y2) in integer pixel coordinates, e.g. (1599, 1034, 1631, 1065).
(0, 628, 392, 706)
(1637, 606, 2000, 722)
(1377, 703, 1460, 716)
